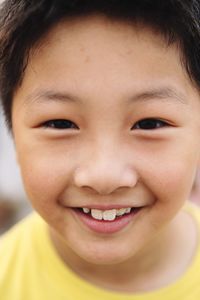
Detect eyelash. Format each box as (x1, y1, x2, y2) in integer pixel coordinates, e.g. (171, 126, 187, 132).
(132, 118, 169, 130)
(43, 119, 79, 129)
(42, 118, 168, 130)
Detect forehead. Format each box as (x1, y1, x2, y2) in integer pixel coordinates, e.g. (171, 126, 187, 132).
(31, 15, 180, 72)
(15, 14, 199, 111)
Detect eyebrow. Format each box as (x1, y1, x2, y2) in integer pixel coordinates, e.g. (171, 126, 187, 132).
(128, 87, 187, 105)
(25, 90, 82, 105)
(25, 86, 187, 106)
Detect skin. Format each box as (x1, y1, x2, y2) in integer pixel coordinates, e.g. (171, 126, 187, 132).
(12, 15, 200, 292)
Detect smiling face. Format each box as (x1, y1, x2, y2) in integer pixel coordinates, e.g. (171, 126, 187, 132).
(12, 15, 200, 265)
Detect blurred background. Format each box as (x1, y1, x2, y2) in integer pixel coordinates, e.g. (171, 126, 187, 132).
(0, 111, 32, 234)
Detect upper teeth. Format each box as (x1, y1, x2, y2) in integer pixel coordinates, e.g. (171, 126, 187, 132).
(83, 208, 90, 213)
(82, 207, 132, 221)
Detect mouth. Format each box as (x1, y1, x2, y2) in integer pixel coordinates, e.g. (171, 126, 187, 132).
(77, 207, 135, 220)
(71, 206, 142, 234)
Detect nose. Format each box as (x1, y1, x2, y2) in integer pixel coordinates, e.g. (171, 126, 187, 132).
(73, 149, 138, 195)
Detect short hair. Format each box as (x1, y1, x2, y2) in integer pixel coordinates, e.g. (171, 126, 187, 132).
(0, 0, 200, 129)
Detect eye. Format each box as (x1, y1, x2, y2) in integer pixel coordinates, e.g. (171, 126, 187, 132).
(132, 118, 168, 130)
(42, 119, 79, 129)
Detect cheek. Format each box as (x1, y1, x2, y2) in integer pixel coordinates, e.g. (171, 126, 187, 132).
(146, 159, 196, 206)
(18, 153, 73, 211)
(138, 159, 197, 229)
(140, 136, 199, 202)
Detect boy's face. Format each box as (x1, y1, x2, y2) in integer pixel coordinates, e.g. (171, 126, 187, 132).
(12, 15, 200, 265)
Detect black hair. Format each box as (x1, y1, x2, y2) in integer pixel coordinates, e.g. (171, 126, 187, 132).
(0, 0, 200, 129)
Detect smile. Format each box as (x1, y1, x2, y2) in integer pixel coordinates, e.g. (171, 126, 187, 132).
(81, 207, 132, 221)
(71, 206, 142, 234)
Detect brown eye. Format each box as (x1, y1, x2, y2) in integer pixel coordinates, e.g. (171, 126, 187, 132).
(43, 119, 78, 129)
(132, 118, 168, 130)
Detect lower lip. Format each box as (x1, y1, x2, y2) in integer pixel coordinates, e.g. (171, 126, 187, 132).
(72, 208, 141, 234)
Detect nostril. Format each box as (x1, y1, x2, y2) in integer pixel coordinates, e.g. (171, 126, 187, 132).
(82, 185, 102, 196)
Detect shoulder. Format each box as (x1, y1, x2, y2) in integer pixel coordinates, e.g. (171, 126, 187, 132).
(0, 213, 50, 299)
(0, 213, 43, 280)
(0, 212, 40, 248)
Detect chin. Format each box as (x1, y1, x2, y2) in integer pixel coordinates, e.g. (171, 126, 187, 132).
(73, 241, 138, 266)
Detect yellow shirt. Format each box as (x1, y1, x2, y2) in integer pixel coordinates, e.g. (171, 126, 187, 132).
(0, 203, 200, 300)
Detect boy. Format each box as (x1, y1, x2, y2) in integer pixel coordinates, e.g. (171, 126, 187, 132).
(0, 0, 200, 299)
